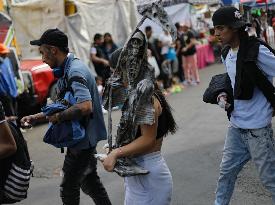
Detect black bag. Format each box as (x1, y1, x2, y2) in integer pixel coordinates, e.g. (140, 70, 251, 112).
(203, 73, 234, 120)
(203, 73, 233, 105)
(0, 122, 33, 204)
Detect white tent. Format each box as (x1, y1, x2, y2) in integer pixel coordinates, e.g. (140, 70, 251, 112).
(139, 3, 191, 39)
(10, 0, 138, 67)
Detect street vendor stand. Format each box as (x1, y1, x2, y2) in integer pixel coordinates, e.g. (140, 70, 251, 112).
(196, 43, 215, 69)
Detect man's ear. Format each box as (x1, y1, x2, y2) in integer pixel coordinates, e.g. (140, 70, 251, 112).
(51, 47, 58, 55)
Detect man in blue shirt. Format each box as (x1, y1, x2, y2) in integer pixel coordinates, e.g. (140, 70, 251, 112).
(21, 29, 111, 205)
(212, 7, 275, 205)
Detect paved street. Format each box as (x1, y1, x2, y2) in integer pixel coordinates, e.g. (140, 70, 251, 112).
(18, 63, 272, 205)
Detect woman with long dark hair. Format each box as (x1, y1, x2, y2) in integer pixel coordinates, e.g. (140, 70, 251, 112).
(102, 33, 118, 60)
(102, 47, 177, 205)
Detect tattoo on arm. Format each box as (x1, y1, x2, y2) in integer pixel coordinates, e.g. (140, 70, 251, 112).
(58, 105, 83, 122)
(33, 112, 47, 122)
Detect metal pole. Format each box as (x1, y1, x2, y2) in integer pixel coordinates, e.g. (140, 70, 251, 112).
(107, 85, 113, 153)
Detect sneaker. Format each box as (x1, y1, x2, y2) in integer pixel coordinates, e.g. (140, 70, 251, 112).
(182, 80, 190, 86)
(20, 127, 27, 133)
(112, 106, 120, 111)
(102, 106, 108, 114)
(190, 81, 198, 86)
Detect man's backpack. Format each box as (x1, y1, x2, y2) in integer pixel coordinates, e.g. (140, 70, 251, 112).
(0, 122, 33, 204)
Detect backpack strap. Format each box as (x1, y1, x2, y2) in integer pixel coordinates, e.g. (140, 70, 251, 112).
(221, 45, 230, 61)
(236, 38, 275, 109)
(247, 61, 275, 108)
(248, 39, 275, 109)
(56, 59, 92, 152)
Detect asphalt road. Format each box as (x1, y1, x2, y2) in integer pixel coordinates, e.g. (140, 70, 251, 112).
(17, 63, 272, 205)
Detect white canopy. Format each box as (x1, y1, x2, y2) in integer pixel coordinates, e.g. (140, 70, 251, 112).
(10, 0, 138, 67)
(139, 3, 192, 38)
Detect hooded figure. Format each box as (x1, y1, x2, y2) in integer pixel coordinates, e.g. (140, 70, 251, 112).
(102, 0, 177, 177)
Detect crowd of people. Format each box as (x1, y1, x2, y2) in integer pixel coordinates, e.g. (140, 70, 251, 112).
(90, 23, 221, 101)
(17, 27, 177, 205)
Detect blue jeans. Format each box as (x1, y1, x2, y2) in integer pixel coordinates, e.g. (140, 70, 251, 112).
(215, 125, 275, 205)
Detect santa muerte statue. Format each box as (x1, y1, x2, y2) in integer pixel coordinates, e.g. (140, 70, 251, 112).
(100, 0, 177, 177)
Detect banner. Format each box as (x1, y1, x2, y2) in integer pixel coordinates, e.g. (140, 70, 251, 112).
(240, 0, 275, 7)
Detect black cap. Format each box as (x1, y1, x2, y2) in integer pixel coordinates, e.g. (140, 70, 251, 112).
(30, 28, 68, 47)
(212, 6, 250, 28)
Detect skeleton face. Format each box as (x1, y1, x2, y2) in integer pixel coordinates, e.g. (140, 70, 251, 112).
(138, 0, 177, 41)
(126, 37, 144, 84)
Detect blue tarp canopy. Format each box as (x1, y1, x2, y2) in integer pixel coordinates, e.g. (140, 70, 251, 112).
(241, 0, 275, 7)
(222, 0, 239, 5)
(222, 0, 275, 7)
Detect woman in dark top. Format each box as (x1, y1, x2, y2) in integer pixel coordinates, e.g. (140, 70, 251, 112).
(181, 25, 200, 85)
(103, 33, 118, 61)
(102, 83, 177, 205)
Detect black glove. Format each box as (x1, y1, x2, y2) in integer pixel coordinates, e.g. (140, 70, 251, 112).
(0, 101, 5, 121)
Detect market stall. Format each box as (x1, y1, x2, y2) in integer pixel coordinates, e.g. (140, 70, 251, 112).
(196, 43, 215, 69)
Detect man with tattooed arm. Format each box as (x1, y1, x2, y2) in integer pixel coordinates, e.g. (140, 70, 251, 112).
(20, 28, 112, 205)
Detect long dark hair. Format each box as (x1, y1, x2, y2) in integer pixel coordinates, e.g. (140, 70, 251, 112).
(104, 32, 114, 45)
(154, 84, 177, 136)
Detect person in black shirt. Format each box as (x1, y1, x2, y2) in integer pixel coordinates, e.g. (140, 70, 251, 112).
(181, 24, 200, 85)
(90, 33, 110, 84)
(175, 22, 184, 82)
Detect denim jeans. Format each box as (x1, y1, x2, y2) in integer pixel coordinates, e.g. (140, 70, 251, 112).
(215, 125, 275, 205)
(60, 147, 112, 205)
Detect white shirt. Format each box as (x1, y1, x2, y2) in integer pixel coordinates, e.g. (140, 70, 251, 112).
(90, 47, 97, 55)
(159, 33, 172, 55)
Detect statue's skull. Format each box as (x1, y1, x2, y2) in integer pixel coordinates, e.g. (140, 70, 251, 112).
(125, 37, 145, 85)
(138, 0, 177, 41)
